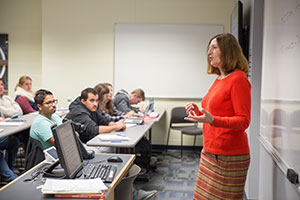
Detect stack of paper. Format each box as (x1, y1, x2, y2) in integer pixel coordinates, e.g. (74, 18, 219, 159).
(99, 134, 130, 141)
(41, 178, 107, 194)
(0, 121, 25, 126)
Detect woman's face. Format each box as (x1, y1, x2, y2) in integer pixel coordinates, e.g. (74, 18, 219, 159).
(208, 38, 221, 68)
(21, 79, 32, 91)
(107, 85, 113, 100)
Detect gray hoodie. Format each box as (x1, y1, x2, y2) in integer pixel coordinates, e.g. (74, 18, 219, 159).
(113, 89, 139, 113)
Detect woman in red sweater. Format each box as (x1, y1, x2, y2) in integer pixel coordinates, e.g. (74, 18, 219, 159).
(186, 33, 251, 200)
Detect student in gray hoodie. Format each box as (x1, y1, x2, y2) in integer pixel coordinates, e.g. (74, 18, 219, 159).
(113, 88, 145, 113)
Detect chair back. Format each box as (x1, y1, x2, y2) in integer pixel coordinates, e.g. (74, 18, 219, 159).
(24, 137, 45, 171)
(114, 164, 141, 200)
(170, 107, 194, 125)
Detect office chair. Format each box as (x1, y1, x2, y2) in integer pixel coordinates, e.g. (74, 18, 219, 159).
(166, 107, 202, 158)
(24, 137, 45, 171)
(114, 164, 141, 200)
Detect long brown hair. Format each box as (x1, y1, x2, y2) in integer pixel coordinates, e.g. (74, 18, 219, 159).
(94, 83, 109, 113)
(103, 83, 114, 115)
(206, 33, 249, 75)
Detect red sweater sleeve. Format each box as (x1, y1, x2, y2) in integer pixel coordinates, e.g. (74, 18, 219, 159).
(15, 96, 36, 114)
(212, 74, 251, 130)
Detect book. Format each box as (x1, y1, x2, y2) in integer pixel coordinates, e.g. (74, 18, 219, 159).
(54, 193, 105, 199)
(98, 134, 130, 141)
(42, 178, 107, 194)
(0, 121, 25, 126)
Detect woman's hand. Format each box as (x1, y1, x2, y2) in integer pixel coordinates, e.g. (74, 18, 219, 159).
(184, 109, 214, 124)
(185, 103, 203, 116)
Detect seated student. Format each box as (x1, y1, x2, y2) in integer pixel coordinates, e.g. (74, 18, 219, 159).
(0, 115, 19, 182)
(94, 83, 136, 122)
(113, 88, 145, 113)
(0, 78, 23, 118)
(30, 89, 62, 150)
(65, 88, 126, 144)
(15, 75, 37, 114)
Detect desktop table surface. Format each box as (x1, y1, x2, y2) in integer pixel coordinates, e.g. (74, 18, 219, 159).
(0, 153, 135, 200)
(0, 109, 69, 138)
(87, 108, 165, 148)
(0, 112, 37, 138)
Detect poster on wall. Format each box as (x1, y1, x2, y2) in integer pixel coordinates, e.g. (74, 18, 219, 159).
(0, 34, 8, 92)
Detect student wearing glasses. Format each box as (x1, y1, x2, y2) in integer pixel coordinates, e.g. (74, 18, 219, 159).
(30, 89, 61, 150)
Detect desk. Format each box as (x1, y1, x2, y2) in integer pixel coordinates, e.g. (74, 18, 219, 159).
(87, 108, 165, 148)
(0, 112, 36, 138)
(0, 111, 69, 168)
(0, 153, 135, 200)
(0, 110, 68, 139)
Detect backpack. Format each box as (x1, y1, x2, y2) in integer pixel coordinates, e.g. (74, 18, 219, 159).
(134, 136, 151, 171)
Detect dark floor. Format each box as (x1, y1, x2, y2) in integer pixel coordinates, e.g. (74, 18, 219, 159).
(134, 150, 248, 200)
(134, 150, 200, 200)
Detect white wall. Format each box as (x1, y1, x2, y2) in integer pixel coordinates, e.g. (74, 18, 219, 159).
(243, 0, 262, 199)
(0, 0, 42, 95)
(1, 0, 235, 146)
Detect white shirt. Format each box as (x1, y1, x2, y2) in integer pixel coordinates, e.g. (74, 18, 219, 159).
(0, 95, 23, 118)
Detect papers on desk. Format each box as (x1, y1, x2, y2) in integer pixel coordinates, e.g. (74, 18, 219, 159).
(0, 120, 25, 126)
(99, 134, 130, 141)
(126, 123, 137, 128)
(149, 111, 159, 118)
(41, 178, 107, 194)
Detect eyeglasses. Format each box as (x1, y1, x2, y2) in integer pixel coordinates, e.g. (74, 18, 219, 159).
(43, 99, 58, 106)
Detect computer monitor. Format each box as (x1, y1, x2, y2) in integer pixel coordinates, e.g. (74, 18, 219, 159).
(52, 120, 83, 179)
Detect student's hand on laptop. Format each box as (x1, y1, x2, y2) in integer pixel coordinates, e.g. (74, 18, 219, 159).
(123, 110, 137, 119)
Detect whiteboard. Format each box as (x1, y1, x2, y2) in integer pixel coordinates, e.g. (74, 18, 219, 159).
(261, 0, 300, 176)
(114, 24, 223, 98)
(261, 0, 300, 101)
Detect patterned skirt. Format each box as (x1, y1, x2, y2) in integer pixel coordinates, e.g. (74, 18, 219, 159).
(193, 150, 250, 200)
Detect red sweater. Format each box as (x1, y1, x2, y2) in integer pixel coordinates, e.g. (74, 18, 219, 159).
(201, 70, 251, 155)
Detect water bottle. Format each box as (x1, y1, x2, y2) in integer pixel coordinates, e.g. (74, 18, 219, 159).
(149, 97, 154, 112)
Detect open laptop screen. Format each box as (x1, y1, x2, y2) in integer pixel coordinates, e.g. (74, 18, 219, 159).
(52, 120, 83, 179)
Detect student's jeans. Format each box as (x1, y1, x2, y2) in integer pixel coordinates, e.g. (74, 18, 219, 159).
(0, 136, 19, 181)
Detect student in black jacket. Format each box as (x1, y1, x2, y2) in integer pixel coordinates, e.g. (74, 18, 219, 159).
(65, 88, 126, 144)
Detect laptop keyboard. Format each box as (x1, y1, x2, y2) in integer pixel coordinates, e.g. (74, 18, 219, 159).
(84, 163, 117, 183)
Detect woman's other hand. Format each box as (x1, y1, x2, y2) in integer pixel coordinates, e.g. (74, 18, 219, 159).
(184, 109, 214, 124)
(185, 103, 203, 116)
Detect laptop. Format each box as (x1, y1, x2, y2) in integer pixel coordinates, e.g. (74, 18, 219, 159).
(123, 105, 150, 125)
(50, 121, 116, 181)
(51, 120, 84, 178)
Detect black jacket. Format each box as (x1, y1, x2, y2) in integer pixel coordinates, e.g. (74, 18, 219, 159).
(65, 97, 111, 143)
